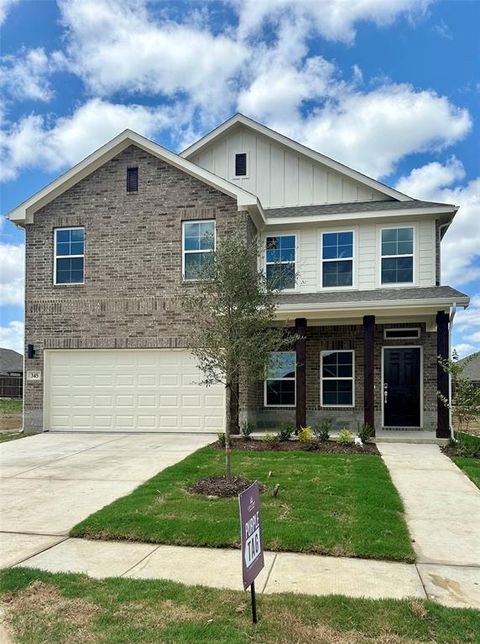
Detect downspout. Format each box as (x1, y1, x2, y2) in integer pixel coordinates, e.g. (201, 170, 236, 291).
(448, 303, 457, 438)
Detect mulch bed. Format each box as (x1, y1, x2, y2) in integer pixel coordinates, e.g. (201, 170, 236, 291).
(211, 439, 380, 455)
(187, 475, 266, 498)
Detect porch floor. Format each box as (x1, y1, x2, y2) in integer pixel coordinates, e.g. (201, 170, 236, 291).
(375, 430, 447, 445)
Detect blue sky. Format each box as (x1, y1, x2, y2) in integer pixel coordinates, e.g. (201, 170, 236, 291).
(1, 0, 479, 355)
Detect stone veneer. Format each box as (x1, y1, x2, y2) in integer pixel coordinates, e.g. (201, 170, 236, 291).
(24, 144, 255, 431)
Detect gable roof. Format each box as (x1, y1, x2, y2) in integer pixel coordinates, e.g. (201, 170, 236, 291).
(458, 352, 480, 382)
(181, 113, 412, 203)
(0, 348, 23, 374)
(6, 129, 263, 226)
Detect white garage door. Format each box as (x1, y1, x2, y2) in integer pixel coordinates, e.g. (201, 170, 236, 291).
(44, 350, 225, 433)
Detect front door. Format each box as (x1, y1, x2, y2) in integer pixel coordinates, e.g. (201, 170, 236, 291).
(383, 347, 421, 427)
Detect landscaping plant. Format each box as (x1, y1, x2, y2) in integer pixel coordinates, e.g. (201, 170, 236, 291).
(337, 429, 354, 445)
(314, 419, 332, 442)
(438, 350, 480, 434)
(298, 426, 314, 444)
(277, 422, 295, 442)
(356, 422, 374, 443)
(240, 421, 254, 440)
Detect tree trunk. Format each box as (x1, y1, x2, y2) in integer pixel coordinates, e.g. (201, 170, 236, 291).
(224, 382, 232, 479)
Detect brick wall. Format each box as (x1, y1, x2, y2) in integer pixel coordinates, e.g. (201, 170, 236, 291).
(24, 144, 254, 430)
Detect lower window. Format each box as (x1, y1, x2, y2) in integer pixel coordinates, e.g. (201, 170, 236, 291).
(265, 351, 296, 406)
(321, 350, 354, 406)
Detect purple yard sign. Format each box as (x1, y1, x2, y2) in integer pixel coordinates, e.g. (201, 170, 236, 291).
(239, 481, 264, 591)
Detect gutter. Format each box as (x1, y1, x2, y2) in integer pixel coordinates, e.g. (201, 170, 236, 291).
(276, 296, 470, 314)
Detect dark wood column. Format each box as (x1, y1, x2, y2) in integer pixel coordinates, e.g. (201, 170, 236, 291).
(363, 315, 375, 430)
(437, 310, 450, 438)
(295, 318, 307, 429)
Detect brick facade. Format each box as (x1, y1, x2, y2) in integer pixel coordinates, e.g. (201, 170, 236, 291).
(24, 145, 255, 430)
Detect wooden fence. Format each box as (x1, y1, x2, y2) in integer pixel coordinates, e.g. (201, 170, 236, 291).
(0, 375, 23, 399)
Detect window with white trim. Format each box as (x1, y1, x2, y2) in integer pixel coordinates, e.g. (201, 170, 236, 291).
(381, 227, 414, 284)
(234, 153, 247, 177)
(322, 231, 353, 287)
(265, 235, 296, 290)
(265, 352, 296, 406)
(182, 220, 215, 280)
(384, 328, 420, 340)
(321, 350, 354, 407)
(54, 227, 85, 284)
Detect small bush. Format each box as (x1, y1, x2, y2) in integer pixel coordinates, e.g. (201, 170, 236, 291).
(241, 422, 254, 440)
(298, 426, 314, 444)
(277, 422, 295, 442)
(337, 429, 354, 445)
(217, 432, 226, 447)
(262, 433, 278, 446)
(314, 419, 331, 442)
(356, 422, 374, 443)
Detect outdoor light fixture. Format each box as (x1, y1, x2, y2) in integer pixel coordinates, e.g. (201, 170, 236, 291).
(27, 344, 35, 359)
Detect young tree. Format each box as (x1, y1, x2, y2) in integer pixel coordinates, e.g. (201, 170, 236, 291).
(438, 350, 480, 434)
(183, 230, 297, 479)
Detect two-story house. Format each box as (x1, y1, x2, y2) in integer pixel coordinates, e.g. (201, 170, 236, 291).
(7, 114, 469, 439)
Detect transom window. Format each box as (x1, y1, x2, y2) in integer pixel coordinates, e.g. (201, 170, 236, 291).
(54, 228, 85, 285)
(182, 220, 215, 280)
(235, 153, 247, 177)
(265, 235, 296, 290)
(322, 231, 353, 288)
(321, 350, 354, 407)
(265, 352, 296, 406)
(381, 227, 414, 284)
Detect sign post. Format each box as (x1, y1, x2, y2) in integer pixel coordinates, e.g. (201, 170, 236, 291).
(239, 481, 264, 624)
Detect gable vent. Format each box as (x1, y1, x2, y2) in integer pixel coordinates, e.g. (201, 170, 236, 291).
(127, 167, 138, 192)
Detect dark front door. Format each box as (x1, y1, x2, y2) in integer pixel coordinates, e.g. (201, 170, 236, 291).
(383, 347, 421, 427)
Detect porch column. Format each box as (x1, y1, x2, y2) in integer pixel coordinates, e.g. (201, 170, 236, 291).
(363, 315, 375, 430)
(295, 317, 307, 429)
(436, 310, 450, 438)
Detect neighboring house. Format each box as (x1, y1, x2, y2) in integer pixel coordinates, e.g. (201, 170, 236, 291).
(6, 114, 469, 438)
(458, 352, 480, 387)
(0, 348, 23, 399)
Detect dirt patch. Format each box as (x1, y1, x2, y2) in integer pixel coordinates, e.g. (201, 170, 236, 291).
(0, 416, 22, 431)
(187, 475, 266, 497)
(2, 580, 100, 643)
(113, 598, 206, 627)
(213, 439, 380, 455)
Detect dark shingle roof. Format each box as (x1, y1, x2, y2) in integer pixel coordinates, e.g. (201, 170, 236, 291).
(277, 285, 469, 307)
(0, 348, 23, 375)
(458, 352, 480, 382)
(265, 199, 455, 219)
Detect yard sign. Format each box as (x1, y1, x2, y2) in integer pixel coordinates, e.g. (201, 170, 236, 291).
(239, 481, 264, 623)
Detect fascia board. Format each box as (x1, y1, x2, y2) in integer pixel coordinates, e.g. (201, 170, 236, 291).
(276, 296, 470, 315)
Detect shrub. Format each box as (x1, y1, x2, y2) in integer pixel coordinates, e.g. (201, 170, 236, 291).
(277, 422, 295, 442)
(337, 429, 354, 445)
(298, 426, 314, 444)
(241, 422, 254, 440)
(314, 419, 331, 442)
(455, 432, 480, 458)
(356, 422, 374, 443)
(217, 432, 226, 447)
(262, 433, 278, 446)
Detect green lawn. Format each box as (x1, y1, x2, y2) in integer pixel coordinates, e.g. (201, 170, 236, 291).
(0, 398, 22, 414)
(0, 432, 26, 443)
(1, 568, 479, 644)
(72, 446, 415, 562)
(453, 457, 480, 488)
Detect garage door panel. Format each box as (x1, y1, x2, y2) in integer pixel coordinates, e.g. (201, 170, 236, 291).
(46, 350, 224, 433)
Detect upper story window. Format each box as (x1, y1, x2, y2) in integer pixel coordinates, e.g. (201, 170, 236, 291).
(54, 227, 85, 285)
(320, 350, 354, 407)
(381, 227, 414, 284)
(182, 220, 215, 280)
(265, 351, 296, 406)
(322, 231, 353, 288)
(265, 235, 296, 290)
(126, 167, 138, 192)
(234, 153, 247, 177)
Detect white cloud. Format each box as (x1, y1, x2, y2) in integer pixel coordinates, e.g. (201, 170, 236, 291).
(0, 0, 18, 25)
(0, 48, 56, 102)
(453, 295, 480, 356)
(396, 159, 480, 286)
(0, 320, 24, 355)
(235, 0, 432, 43)
(0, 243, 24, 305)
(0, 98, 181, 182)
(58, 0, 247, 119)
(452, 343, 476, 358)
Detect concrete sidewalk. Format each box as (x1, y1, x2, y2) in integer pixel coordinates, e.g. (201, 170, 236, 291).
(3, 535, 478, 609)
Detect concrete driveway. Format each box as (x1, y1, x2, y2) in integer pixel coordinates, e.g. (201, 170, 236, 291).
(0, 432, 213, 568)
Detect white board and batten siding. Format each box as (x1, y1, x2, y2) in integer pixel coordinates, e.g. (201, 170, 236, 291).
(265, 219, 437, 293)
(189, 125, 389, 209)
(44, 349, 225, 433)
